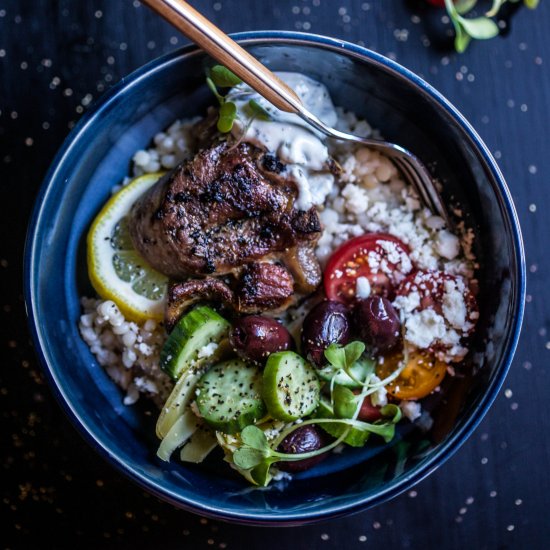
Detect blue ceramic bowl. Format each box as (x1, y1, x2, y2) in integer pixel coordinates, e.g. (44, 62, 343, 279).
(24, 32, 525, 525)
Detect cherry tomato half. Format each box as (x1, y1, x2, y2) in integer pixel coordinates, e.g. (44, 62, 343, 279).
(376, 350, 447, 400)
(324, 233, 412, 304)
(356, 394, 383, 422)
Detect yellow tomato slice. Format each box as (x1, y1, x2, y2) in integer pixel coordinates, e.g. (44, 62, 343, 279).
(376, 350, 447, 400)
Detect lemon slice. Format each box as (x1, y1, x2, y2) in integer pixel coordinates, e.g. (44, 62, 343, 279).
(87, 173, 168, 322)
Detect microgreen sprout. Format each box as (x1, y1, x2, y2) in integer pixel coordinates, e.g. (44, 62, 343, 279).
(246, 99, 271, 121)
(206, 66, 272, 135)
(217, 101, 237, 133)
(206, 65, 242, 133)
(232, 424, 350, 486)
(232, 403, 403, 486)
(324, 341, 368, 387)
(209, 65, 243, 87)
(443, 0, 539, 53)
(322, 341, 409, 430)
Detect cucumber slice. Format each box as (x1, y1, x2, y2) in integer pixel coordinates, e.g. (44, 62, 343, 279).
(156, 410, 200, 461)
(314, 398, 370, 447)
(160, 306, 230, 380)
(179, 427, 218, 463)
(156, 369, 201, 439)
(195, 359, 266, 434)
(317, 357, 375, 388)
(262, 351, 320, 421)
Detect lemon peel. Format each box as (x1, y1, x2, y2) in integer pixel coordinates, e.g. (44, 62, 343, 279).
(87, 173, 167, 322)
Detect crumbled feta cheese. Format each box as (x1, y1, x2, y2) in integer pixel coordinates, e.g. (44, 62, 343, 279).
(442, 278, 467, 329)
(319, 206, 339, 228)
(197, 342, 218, 359)
(367, 249, 381, 271)
(356, 276, 371, 299)
(264, 428, 281, 441)
(425, 215, 446, 230)
(271, 469, 293, 481)
(340, 155, 358, 183)
(369, 375, 388, 407)
(134, 376, 158, 394)
(393, 291, 420, 314)
(342, 183, 369, 214)
(308, 173, 335, 206)
(404, 309, 447, 349)
(400, 400, 422, 422)
(137, 342, 153, 356)
(123, 384, 140, 406)
(416, 411, 434, 432)
(436, 229, 460, 260)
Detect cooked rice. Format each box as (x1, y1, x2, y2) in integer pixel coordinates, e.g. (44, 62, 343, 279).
(79, 298, 172, 406)
(131, 118, 200, 176)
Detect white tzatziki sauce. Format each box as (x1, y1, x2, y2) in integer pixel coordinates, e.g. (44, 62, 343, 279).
(227, 72, 337, 210)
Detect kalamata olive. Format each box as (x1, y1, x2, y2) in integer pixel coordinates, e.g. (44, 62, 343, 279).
(354, 296, 401, 352)
(277, 425, 330, 472)
(230, 316, 294, 363)
(301, 300, 351, 366)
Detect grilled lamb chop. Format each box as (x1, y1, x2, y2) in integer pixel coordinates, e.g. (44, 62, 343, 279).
(129, 142, 322, 294)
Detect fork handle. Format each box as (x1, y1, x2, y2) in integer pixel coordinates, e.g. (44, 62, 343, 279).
(141, 0, 304, 113)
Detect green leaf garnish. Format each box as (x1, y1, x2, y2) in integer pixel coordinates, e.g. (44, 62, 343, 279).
(206, 76, 224, 105)
(454, 24, 472, 54)
(247, 99, 271, 121)
(380, 403, 403, 424)
(324, 344, 346, 372)
(457, 15, 499, 39)
(444, 0, 538, 52)
(217, 101, 237, 133)
(455, 0, 478, 15)
(209, 65, 242, 87)
(357, 357, 375, 380)
(240, 424, 269, 450)
(324, 341, 369, 387)
(332, 385, 357, 419)
(233, 447, 266, 470)
(485, 0, 505, 17)
(205, 66, 242, 134)
(250, 460, 274, 486)
(230, 422, 350, 480)
(229, 406, 404, 485)
(324, 341, 365, 372)
(344, 341, 365, 367)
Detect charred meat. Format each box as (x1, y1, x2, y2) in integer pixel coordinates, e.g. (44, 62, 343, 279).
(235, 262, 294, 313)
(165, 277, 235, 332)
(165, 262, 295, 331)
(129, 142, 322, 292)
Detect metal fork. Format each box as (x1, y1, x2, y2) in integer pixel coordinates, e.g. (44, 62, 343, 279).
(142, 0, 451, 227)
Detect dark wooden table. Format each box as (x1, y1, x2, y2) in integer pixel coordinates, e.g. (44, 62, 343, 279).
(2, 1, 549, 548)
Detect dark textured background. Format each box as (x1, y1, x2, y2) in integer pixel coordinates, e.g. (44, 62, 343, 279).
(2, 0, 549, 548)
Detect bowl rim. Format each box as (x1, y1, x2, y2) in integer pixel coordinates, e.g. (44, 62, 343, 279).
(24, 30, 526, 525)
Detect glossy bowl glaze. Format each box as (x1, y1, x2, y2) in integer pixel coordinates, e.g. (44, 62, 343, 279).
(24, 32, 525, 525)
